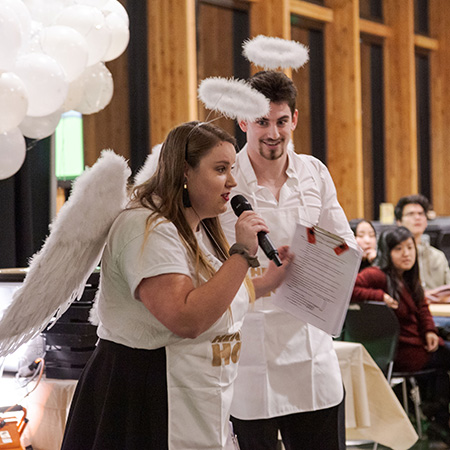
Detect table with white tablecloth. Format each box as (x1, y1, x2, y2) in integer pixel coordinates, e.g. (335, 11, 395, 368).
(334, 340, 418, 450)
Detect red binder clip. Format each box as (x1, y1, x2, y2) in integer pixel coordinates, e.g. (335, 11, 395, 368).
(334, 242, 349, 255)
(307, 227, 316, 244)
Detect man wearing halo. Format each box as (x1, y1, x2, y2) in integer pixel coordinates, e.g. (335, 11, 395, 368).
(220, 69, 355, 449)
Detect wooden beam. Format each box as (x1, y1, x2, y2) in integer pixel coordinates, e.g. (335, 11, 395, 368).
(430, 0, 450, 214)
(359, 18, 391, 38)
(360, 41, 374, 219)
(324, 0, 364, 219)
(147, 0, 197, 146)
(414, 34, 439, 51)
(383, 0, 418, 203)
(290, 0, 334, 23)
(200, 0, 251, 10)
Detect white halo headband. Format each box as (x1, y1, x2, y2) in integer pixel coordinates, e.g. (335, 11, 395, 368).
(242, 35, 309, 70)
(198, 77, 270, 122)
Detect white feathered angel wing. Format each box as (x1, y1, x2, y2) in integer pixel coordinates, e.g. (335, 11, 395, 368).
(133, 143, 162, 186)
(0, 150, 131, 357)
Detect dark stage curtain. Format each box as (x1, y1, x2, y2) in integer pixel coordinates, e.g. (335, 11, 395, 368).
(0, 138, 51, 269)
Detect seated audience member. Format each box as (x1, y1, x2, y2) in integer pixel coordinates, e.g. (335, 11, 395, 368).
(352, 226, 450, 444)
(351, 219, 377, 271)
(395, 194, 450, 290)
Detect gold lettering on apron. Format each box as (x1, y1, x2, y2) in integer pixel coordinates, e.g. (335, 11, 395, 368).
(212, 343, 231, 366)
(211, 331, 242, 366)
(249, 267, 263, 278)
(231, 341, 241, 363)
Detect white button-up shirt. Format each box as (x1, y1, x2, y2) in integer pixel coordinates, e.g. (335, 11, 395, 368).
(220, 144, 356, 419)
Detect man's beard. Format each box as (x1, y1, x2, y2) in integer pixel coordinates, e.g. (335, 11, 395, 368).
(258, 139, 285, 161)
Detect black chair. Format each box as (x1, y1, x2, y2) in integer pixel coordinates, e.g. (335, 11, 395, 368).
(342, 301, 400, 382)
(342, 301, 435, 441)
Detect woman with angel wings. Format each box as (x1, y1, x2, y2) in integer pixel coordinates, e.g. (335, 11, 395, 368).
(59, 121, 292, 450)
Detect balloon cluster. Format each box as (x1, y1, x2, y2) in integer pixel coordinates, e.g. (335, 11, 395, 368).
(0, 0, 130, 180)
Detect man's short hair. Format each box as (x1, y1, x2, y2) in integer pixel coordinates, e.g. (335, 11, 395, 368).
(394, 194, 430, 221)
(248, 71, 297, 116)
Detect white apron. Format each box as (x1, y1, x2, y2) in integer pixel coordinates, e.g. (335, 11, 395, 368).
(165, 266, 248, 449)
(229, 165, 344, 419)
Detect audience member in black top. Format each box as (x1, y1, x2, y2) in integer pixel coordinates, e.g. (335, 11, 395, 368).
(351, 219, 377, 271)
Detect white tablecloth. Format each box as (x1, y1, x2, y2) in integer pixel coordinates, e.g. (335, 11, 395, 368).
(429, 302, 450, 317)
(334, 341, 418, 450)
(0, 375, 76, 450)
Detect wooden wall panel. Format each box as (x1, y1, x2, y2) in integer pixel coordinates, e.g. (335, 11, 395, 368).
(324, 0, 364, 220)
(197, 4, 235, 137)
(383, 0, 418, 203)
(430, 0, 450, 215)
(148, 0, 197, 146)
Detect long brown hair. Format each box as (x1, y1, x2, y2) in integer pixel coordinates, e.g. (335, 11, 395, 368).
(376, 226, 424, 306)
(129, 121, 236, 284)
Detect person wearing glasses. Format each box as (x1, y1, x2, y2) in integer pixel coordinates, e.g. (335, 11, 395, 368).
(395, 194, 450, 291)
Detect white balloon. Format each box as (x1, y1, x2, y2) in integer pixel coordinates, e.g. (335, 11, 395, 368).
(14, 53, 69, 117)
(20, 20, 44, 54)
(54, 5, 111, 66)
(0, 0, 32, 44)
(40, 25, 88, 82)
(0, 4, 22, 71)
(103, 11, 129, 62)
(102, 0, 128, 27)
(22, 0, 74, 26)
(76, 62, 113, 115)
(0, 72, 28, 133)
(62, 77, 84, 112)
(85, 20, 111, 66)
(74, 0, 108, 7)
(19, 109, 63, 139)
(0, 128, 26, 180)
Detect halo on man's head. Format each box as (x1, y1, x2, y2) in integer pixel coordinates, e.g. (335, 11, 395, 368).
(198, 77, 270, 122)
(242, 35, 309, 70)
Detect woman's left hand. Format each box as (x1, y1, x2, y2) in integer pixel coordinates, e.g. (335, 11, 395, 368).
(425, 331, 440, 352)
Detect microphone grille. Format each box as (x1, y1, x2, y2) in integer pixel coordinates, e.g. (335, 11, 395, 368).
(231, 195, 252, 217)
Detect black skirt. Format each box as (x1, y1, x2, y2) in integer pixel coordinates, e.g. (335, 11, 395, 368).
(61, 339, 168, 450)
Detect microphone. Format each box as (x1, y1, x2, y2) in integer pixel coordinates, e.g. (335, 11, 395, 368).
(231, 195, 282, 267)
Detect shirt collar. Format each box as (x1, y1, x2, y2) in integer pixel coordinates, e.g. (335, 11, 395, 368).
(285, 141, 298, 186)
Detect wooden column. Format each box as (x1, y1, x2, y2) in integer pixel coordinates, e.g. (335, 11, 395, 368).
(430, 0, 450, 215)
(383, 0, 418, 203)
(324, 0, 364, 220)
(249, 0, 290, 39)
(147, 0, 197, 146)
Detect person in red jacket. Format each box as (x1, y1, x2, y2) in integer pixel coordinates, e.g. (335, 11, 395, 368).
(352, 226, 450, 443)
